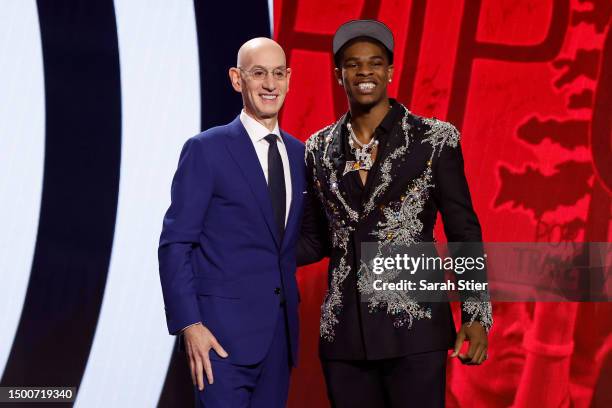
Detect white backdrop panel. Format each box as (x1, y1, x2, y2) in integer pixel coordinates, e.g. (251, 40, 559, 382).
(76, 1, 200, 406)
(0, 0, 45, 378)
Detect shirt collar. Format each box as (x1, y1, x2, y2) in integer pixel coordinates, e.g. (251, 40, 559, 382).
(378, 99, 403, 133)
(240, 110, 282, 144)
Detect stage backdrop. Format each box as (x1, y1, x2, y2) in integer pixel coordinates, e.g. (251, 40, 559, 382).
(0, 0, 609, 407)
(276, 1, 611, 406)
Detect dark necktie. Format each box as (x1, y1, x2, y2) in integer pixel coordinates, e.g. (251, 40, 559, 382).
(264, 134, 286, 241)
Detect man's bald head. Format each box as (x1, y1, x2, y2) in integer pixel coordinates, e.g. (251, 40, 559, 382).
(229, 37, 291, 131)
(236, 37, 286, 68)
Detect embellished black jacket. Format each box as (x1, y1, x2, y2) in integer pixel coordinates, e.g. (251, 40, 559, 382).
(298, 101, 493, 360)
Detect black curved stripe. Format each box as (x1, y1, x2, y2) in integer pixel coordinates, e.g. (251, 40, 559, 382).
(158, 2, 271, 406)
(0, 0, 121, 391)
(195, 1, 271, 130)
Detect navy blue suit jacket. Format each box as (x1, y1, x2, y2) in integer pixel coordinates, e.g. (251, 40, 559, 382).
(159, 116, 305, 366)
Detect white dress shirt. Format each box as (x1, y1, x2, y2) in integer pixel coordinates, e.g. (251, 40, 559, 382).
(239, 110, 292, 225)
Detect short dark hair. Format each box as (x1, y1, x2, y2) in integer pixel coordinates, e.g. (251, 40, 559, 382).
(333, 37, 394, 68)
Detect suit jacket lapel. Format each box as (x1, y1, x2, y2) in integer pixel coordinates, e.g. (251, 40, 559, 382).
(323, 116, 360, 223)
(360, 105, 414, 218)
(225, 116, 281, 248)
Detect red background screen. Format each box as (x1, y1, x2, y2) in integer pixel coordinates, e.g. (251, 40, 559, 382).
(273, 0, 612, 406)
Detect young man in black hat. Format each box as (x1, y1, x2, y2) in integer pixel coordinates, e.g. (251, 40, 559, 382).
(298, 20, 492, 407)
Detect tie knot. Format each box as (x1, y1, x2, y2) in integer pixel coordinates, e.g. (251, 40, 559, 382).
(264, 134, 278, 144)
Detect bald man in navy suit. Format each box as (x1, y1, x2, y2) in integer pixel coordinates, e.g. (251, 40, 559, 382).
(159, 38, 305, 408)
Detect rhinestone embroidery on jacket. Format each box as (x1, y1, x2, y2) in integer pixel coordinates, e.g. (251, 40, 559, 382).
(357, 259, 432, 328)
(462, 293, 494, 332)
(362, 107, 413, 217)
(357, 165, 436, 327)
(357, 112, 445, 329)
(372, 164, 433, 247)
(421, 116, 460, 152)
(306, 106, 492, 340)
(322, 121, 359, 222)
(306, 124, 356, 341)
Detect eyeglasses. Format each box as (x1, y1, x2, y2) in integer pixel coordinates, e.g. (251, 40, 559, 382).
(238, 67, 288, 81)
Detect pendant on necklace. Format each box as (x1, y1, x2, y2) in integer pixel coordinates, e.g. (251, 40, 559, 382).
(344, 148, 375, 175)
(343, 122, 378, 175)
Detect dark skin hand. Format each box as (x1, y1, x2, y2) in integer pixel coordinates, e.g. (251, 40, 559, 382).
(451, 321, 489, 365)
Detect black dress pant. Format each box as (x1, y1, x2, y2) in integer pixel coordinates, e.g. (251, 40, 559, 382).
(321, 350, 447, 408)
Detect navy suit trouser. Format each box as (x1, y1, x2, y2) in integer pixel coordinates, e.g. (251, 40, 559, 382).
(195, 306, 291, 407)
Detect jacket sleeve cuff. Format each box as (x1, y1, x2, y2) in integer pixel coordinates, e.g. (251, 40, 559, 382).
(165, 295, 201, 335)
(461, 295, 493, 333)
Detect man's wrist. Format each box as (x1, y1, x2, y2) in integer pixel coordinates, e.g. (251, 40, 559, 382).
(180, 321, 202, 333)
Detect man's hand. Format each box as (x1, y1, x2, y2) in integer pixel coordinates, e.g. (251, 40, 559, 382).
(451, 321, 488, 365)
(183, 323, 229, 390)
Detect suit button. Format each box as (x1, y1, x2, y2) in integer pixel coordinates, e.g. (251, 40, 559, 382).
(274, 287, 281, 295)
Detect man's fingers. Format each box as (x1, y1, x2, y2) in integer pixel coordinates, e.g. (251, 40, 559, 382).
(453, 324, 489, 365)
(468, 343, 489, 365)
(468, 345, 485, 365)
(188, 356, 196, 386)
(211, 339, 229, 358)
(457, 342, 478, 364)
(476, 345, 489, 364)
(195, 356, 205, 391)
(466, 340, 479, 361)
(451, 330, 466, 357)
(186, 345, 198, 386)
(458, 353, 470, 363)
(203, 355, 214, 385)
(470, 346, 483, 365)
(482, 350, 489, 364)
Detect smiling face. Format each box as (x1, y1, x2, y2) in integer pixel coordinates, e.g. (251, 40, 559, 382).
(229, 38, 290, 125)
(335, 39, 393, 110)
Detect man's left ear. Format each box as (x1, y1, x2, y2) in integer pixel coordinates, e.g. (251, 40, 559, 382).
(387, 65, 394, 83)
(286, 67, 292, 91)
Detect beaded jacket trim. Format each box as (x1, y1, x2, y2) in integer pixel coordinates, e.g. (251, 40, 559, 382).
(305, 105, 492, 340)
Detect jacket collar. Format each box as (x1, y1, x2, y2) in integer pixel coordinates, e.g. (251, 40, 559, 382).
(320, 102, 416, 220)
